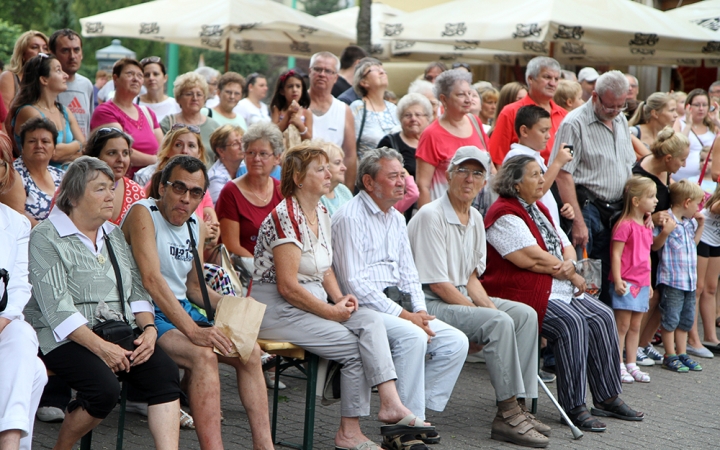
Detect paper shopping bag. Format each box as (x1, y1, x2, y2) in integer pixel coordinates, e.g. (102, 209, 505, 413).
(213, 295, 266, 363)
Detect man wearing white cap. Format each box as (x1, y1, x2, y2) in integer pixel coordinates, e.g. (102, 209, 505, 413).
(578, 67, 599, 102)
(407, 146, 549, 448)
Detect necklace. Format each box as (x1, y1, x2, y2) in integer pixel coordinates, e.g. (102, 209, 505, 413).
(36, 103, 57, 113)
(249, 186, 269, 203)
(299, 202, 318, 225)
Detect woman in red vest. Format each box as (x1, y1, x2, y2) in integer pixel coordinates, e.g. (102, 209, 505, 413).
(482, 155, 644, 433)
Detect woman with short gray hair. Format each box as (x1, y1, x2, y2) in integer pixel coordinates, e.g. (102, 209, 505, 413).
(377, 93, 432, 177)
(24, 155, 183, 449)
(350, 58, 399, 161)
(415, 69, 490, 208)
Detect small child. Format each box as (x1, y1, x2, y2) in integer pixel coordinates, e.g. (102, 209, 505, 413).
(270, 69, 313, 147)
(610, 176, 656, 384)
(653, 180, 706, 372)
(503, 105, 574, 227)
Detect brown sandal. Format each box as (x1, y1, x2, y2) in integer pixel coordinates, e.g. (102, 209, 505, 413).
(381, 434, 428, 450)
(491, 404, 549, 448)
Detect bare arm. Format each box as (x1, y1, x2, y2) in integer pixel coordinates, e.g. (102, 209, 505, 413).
(0, 72, 15, 112)
(630, 135, 650, 160)
(711, 134, 720, 182)
(342, 105, 357, 190)
(218, 218, 254, 258)
(271, 105, 292, 132)
(67, 321, 133, 373)
(52, 110, 84, 164)
(415, 159, 435, 208)
(556, 169, 588, 248)
(301, 109, 313, 140)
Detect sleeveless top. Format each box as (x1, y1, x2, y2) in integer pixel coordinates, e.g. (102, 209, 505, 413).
(312, 97, 345, 147)
(12, 104, 74, 152)
(130, 198, 200, 301)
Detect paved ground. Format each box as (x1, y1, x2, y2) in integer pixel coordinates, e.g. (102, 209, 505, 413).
(32, 328, 720, 449)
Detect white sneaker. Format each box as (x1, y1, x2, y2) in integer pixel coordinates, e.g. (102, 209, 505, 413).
(36, 406, 65, 422)
(466, 351, 485, 363)
(125, 400, 149, 417)
(687, 344, 714, 359)
(636, 347, 655, 366)
(264, 371, 286, 390)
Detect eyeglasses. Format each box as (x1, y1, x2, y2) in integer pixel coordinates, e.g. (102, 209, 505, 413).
(171, 123, 201, 134)
(244, 150, 274, 160)
(310, 66, 337, 76)
(454, 167, 486, 180)
(181, 91, 205, 99)
(223, 141, 242, 149)
(597, 95, 628, 113)
(139, 56, 161, 66)
(165, 180, 205, 199)
(691, 102, 709, 108)
(363, 67, 386, 77)
(452, 62, 471, 70)
(401, 112, 429, 119)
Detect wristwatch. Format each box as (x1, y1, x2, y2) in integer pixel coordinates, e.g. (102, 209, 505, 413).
(570, 260, 579, 271)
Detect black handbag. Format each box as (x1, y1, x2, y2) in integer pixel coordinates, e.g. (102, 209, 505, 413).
(92, 233, 135, 351)
(0, 268, 8, 312)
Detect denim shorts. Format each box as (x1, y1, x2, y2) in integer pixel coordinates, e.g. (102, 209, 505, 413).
(155, 298, 211, 338)
(609, 282, 649, 312)
(658, 285, 696, 332)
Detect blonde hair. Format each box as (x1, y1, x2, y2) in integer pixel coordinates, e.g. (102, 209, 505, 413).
(309, 139, 344, 159)
(615, 176, 657, 230)
(7, 31, 48, 75)
(553, 80, 581, 109)
(173, 72, 209, 99)
(669, 179, 705, 207)
(650, 126, 689, 159)
(628, 92, 674, 127)
(157, 128, 206, 168)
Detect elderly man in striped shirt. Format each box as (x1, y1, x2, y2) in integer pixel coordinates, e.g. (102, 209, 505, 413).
(332, 147, 469, 449)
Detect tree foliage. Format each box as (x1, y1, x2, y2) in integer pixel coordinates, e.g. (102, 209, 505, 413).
(0, 20, 22, 65)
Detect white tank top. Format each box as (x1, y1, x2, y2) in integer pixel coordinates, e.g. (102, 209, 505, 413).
(701, 208, 720, 247)
(131, 199, 200, 301)
(312, 97, 345, 147)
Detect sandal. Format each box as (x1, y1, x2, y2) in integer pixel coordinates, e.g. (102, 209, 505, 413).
(619, 363, 633, 384)
(382, 434, 429, 450)
(678, 353, 702, 371)
(563, 405, 606, 432)
(662, 355, 689, 373)
(591, 397, 644, 421)
(335, 440, 381, 450)
(380, 414, 434, 436)
(179, 409, 195, 430)
(628, 366, 650, 383)
(415, 431, 441, 444)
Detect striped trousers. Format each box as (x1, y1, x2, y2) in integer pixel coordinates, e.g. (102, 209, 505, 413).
(541, 294, 622, 411)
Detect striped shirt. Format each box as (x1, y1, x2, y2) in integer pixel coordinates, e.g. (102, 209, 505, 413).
(331, 191, 426, 316)
(549, 100, 634, 202)
(655, 210, 698, 291)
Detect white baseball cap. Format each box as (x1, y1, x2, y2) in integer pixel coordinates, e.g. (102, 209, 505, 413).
(578, 67, 600, 83)
(451, 146, 492, 172)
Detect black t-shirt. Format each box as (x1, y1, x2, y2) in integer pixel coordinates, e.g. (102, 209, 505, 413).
(331, 77, 352, 98)
(378, 132, 417, 177)
(633, 158, 670, 213)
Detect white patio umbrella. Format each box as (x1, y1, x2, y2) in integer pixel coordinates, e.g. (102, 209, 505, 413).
(666, 0, 720, 67)
(79, 0, 355, 60)
(317, 2, 526, 64)
(381, 0, 720, 66)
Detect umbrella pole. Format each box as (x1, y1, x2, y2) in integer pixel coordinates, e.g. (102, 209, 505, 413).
(225, 38, 230, 72)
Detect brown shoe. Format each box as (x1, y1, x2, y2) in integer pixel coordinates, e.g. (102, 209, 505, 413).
(519, 403, 551, 437)
(490, 405, 549, 448)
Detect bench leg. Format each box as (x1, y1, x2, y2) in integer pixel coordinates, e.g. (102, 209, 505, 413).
(302, 353, 319, 450)
(270, 355, 280, 444)
(80, 431, 92, 450)
(116, 382, 128, 449)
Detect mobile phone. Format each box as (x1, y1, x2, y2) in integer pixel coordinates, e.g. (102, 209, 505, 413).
(712, 106, 717, 113)
(565, 144, 574, 157)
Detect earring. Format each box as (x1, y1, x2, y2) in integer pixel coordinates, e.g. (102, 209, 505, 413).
(298, 184, 303, 188)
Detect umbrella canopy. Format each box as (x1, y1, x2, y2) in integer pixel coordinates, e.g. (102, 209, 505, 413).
(79, 0, 355, 59)
(317, 2, 526, 64)
(666, 0, 720, 67)
(381, 0, 720, 66)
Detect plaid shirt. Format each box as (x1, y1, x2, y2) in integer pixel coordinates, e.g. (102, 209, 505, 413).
(655, 210, 698, 291)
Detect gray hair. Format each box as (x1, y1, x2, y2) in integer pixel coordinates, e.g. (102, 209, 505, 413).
(357, 147, 404, 192)
(353, 57, 383, 97)
(473, 81, 492, 92)
(241, 122, 284, 156)
(492, 155, 535, 198)
(310, 51, 340, 72)
(525, 56, 561, 85)
(396, 93, 433, 122)
(595, 70, 629, 98)
(408, 79, 435, 97)
(434, 68, 472, 99)
(56, 156, 115, 214)
(194, 66, 220, 83)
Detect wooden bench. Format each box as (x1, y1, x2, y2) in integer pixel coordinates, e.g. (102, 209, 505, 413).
(257, 339, 319, 450)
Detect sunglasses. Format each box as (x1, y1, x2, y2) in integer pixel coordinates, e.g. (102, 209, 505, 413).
(171, 123, 201, 134)
(140, 56, 162, 66)
(97, 127, 124, 135)
(165, 180, 205, 199)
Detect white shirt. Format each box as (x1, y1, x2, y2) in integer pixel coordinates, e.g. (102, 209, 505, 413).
(233, 98, 270, 126)
(331, 191, 426, 316)
(504, 143, 561, 226)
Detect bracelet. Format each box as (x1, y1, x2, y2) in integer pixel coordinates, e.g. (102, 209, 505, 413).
(143, 323, 158, 332)
(299, 127, 308, 135)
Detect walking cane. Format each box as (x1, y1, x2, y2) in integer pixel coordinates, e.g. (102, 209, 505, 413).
(537, 375, 584, 440)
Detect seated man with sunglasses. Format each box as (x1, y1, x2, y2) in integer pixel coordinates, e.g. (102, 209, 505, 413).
(121, 155, 274, 449)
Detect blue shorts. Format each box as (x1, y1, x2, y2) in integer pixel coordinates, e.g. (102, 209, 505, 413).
(155, 299, 211, 338)
(609, 282, 650, 312)
(658, 285, 696, 332)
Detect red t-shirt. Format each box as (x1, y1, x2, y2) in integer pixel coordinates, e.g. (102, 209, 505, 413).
(415, 117, 488, 201)
(489, 95, 567, 166)
(215, 178, 283, 254)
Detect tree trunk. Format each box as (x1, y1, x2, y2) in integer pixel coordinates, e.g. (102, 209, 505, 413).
(357, 0, 372, 53)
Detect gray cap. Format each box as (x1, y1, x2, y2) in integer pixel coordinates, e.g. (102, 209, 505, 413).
(451, 146, 492, 172)
(578, 67, 599, 83)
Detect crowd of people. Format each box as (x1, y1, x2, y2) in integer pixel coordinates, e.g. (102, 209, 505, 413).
(1, 25, 720, 450)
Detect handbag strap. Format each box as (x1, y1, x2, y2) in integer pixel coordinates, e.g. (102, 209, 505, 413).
(355, 100, 368, 151)
(186, 220, 214, 321)
(103, 233, 128, 323)
(467, 114, 489, 150)
(698, 134, 717, 185)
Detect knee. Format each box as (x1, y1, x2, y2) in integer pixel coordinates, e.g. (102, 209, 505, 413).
(79, 375, 121, 418)
(393, 324, 427, 355)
